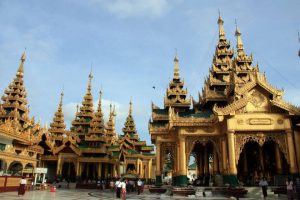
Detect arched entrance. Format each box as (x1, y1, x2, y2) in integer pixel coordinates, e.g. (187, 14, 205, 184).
(189, 141, 219, 186)
(8, 161, 23, 176)
(62, 162, 75, 182)
(237, 140, 288, 185)
(23, 163, 34, 177)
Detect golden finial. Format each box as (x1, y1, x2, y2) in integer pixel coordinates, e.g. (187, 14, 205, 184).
(173, 51, 180, 80)
(59, 90, 64, 107)
(129, 98, 133, 115)
(17, 50, 26, 77)
(217, 11, 225, 40)
(76, 104, 79, 113)
(235, 20, 244, 54)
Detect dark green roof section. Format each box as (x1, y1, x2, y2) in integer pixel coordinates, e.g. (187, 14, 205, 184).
(110, 145, 120, 149)
(151, 121, 167, 127)
(142, 145, 154, 148)
(112, 152, 120, 156)
(142, 153, 155, 156)
(153, 109, 168, 115)
(128, 149, 138, 154)
(178, 109, 213, 118)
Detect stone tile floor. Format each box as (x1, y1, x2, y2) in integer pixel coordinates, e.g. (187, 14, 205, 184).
(0, 188, 288, 200)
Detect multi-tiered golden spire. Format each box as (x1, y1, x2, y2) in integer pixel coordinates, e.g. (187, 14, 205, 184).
(86, 90, 106, 140)
(122, 99, 137, 135)
(164, 55, 191, 110)
(233, 25, 255, 88)
(71, 70, 94, 139)
(106, 103, 117, 144)
(0, 52, 30, 128)
(201, 15, 234, 105)
(49, 91, 66, 145)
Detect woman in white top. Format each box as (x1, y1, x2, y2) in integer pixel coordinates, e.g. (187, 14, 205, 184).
(121, 180, 127, 200)
(18, 176, 27, 196)
(286, 177, 294, 200)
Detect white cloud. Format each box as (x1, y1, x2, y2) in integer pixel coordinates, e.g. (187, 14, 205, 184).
(90, 0, 170, 18)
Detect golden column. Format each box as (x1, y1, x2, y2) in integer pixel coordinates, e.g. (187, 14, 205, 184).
(105, 163, 108, 177)
(204, 145, 209, 175)
(221, 138, 228, 174)
(178, 136, 187, 186)
(155, 141, 162, 184)
(213, 148, 219, 175)
(227, 130, 237, 174)
(274, 143, 282, 174)
(259, 146, 265, 172)
(294, 130, 300, 173)
(76, 162, 80, 177)
(286, 130, 297, 174)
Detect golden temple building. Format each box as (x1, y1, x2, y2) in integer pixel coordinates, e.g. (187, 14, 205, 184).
(0, 53, 155, 184)
(149, 15, 300, 186)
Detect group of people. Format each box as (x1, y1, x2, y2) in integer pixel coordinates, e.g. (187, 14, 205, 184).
(259, 177, 300, 200)
(114, 179, 144, 199)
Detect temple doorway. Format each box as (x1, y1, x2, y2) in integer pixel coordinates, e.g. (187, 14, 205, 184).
(62, 162, 75, 182)
(8, 161, 23, 176)
(189, 141, 219, 186)
(237, 140, 289, 186)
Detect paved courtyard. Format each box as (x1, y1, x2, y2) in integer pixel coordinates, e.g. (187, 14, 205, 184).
(0, 188, 288, 200)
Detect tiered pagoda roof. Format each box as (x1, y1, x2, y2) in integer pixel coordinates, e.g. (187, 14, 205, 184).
(71, 71, 94, 140)
(106, 103, 117, 144)
(109, 100, 154, 159)
(164, 55, 191, 110)
(0, 52, 44, 153)
(201, 15, 234, 105)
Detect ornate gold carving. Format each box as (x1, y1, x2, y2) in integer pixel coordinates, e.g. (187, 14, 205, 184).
(247, 118, 273, 125)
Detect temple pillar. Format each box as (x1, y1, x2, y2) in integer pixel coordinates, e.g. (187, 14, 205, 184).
(178, 136, 187, 186)
(225, 130, 237, 186)
(259, 146, 265, 173)
(213, 148, 219, 175)
(105, 163, 108, 178)
(221, 139, 228, 174)
(293, 130, 300, 174)
(286, 130, 297, 174)
(204, 145, 209, 175)
(86, 163, 89, 178)
(273, 143, 282, 175)
(76, 162, 80, 176)
(155, 142, 162, 185)
(56, 157, 62, 176)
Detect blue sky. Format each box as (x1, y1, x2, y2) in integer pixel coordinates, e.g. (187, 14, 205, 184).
(0, 0, 299, 144)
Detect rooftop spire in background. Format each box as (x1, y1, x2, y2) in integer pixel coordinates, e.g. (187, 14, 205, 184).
(217, 11, 226, 40)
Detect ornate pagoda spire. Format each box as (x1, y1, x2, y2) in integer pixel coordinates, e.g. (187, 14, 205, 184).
(235, 26, 245, 56)
(71, 70, 94, 139)
(87, 90, 106, 138)
(233, 25, 255, 88)
(0, 52, 30, 128)
(49, 91, 66, 145)
(164, 55, 191, 110)
(218, 14, 226, 40)
(106, 103, 117, 141)
(201, 15, 234, 105)
(122, 100, 137, 135)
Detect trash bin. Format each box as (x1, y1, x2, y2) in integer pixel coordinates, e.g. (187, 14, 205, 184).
(50, 186, 56, 192)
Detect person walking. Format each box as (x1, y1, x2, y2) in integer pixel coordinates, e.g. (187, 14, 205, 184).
(286, 177, 294, 200)
(121, 179, 127, 200)
(137, 179, 143, 195)
(259, 177, 268, 199)
(18, 176, 27, 196)
(115, 178, 121, 198)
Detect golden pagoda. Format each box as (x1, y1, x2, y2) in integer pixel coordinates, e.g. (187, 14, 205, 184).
(108, 100, 155, 179)
(149, 16, 300, 187)
(0, 52, 44, 176)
